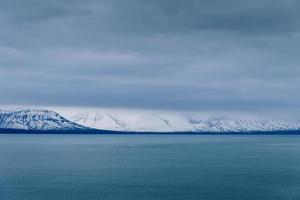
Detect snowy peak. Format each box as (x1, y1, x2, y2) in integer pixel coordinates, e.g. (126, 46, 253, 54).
(0, 109, 86, 131)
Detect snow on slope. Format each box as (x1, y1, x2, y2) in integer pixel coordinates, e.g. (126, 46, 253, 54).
(52, 107, 300, 133)
(0, 109, 85, 131)
(189, 117, 300, 132)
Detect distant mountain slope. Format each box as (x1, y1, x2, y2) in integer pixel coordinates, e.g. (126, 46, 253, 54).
(0, 109, 86, 131)
(189, 117, 300, 132)
(56, 108, 300, 133)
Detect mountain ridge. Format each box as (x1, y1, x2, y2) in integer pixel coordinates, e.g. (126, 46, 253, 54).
(57, 108, 300, 133)
(0, 108, 300, 133)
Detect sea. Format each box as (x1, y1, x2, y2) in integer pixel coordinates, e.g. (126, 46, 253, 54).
(0, 134, 300, 200)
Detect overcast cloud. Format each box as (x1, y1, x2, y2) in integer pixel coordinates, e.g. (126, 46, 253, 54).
(1, 0, 300, 118)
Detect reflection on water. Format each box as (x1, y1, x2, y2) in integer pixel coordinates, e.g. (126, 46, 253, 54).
(0, 134, 300, 200)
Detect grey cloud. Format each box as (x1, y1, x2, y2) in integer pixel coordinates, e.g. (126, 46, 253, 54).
(0, 0, 300, 119)
(98, 0, 300, 34)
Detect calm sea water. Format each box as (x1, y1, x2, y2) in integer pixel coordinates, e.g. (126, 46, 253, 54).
(0, 134, 300, 200)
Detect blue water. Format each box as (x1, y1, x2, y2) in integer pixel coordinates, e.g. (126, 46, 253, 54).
(0, 134, 300, 200)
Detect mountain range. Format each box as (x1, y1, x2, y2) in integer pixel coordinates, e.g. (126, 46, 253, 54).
(0, 107, 300, 133)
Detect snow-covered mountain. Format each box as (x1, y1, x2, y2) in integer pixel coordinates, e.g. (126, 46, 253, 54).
(0, 109, 86, 131)
(0, 107, 300, 133)
(54, 107, 300, 133)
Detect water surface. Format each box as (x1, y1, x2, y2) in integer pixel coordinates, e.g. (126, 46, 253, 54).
(0, 134, 300, 200)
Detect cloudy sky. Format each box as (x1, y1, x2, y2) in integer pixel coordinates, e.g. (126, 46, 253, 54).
(1, 0, 300, 117)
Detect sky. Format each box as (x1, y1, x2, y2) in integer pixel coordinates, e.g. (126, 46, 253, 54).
(0, 0, 300, 118)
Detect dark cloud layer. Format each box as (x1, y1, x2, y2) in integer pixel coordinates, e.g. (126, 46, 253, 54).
(1, 0, 300, 118)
